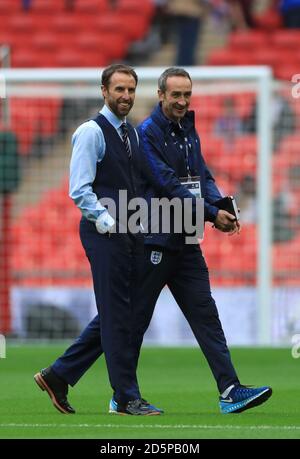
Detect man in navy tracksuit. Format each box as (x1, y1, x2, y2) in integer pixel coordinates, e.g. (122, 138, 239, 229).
(34, 67, 272, 415)
(280, 0, 300, 28)
(134, 67, 272, 414)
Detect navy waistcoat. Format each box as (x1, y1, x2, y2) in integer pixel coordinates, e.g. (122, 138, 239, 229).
(91, 113, 142, 225)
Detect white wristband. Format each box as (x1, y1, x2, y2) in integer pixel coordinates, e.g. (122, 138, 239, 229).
(95, 211, 115, 234)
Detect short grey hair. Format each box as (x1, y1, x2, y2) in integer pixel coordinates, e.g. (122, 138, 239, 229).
(158, 67, 192, 93)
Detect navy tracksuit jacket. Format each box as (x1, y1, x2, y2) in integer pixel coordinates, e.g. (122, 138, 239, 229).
(52, 105, 239, 396)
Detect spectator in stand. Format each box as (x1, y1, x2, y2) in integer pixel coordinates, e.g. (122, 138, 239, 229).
(287, 165, 300, 226)
(273, 165, 300, 242)
(214, 97, 244, 145)
(126, 1, 170, 64)
(244, 93, 296, 150)
(223, 0, 256, 29)
(152, 0, 173, 45)
(280, 0, 300, 28)
(167, 0, 209, 66)
(209, 0, 256, 29)
(21, 0, 77, 10)
(273, 195, 295, 243)
(65, 0, 75, 10)
(236, 174, 256, 224)
(22, 0, 32, 10)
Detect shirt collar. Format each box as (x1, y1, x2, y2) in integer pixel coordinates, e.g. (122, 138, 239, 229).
(152, 102, 195, 133)
(100, 104, 125, 130)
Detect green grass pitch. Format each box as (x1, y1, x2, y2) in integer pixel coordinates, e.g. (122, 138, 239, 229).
(0, 345, 299, 439)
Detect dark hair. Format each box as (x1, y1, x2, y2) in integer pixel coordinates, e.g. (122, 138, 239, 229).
(158, 67, 192, 93)
(101, 64, 138, 88)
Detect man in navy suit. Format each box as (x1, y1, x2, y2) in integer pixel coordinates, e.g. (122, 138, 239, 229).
(34, 64, 162, 416)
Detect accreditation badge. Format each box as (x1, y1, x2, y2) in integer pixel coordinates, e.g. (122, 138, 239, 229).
(179, 176, 201, 199)
(180, 176, 204, 244)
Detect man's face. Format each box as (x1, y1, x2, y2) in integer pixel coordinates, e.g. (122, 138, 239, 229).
(158, 76, 192, 123)
(101, 71, 136, 118)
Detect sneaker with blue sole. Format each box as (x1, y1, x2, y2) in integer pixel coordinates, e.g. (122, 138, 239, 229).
(219, 384, 272, 414)
(109, 397, 163, 415)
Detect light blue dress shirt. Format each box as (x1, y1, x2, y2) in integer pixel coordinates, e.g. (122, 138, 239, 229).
(69, 104, 136, 223)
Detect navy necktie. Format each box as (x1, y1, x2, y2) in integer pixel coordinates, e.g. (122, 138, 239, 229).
(121, 122, 132, 159)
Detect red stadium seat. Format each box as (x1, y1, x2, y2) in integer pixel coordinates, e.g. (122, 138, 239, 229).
(11, 180, 93, 286)
(207, 48, 257, 66)
(273, 234, 300, 285)
(0, 0, 20, 12)
(205, 135, 257, 181)
(201, 137, 225, 162)
(11, 49, 39, 68)
(228, 31, 270, 50)
(272, 30, 300, 49)
(7, 34, 35, 51)
(203, 224, 257, 286)
(75, 32, 125, 61)
(233, 135, 257, 156)
(206, 49, 236, 66)
(213, 174, 236, 196)
(52, 14, 82, 32)
(0, 31, 15, 47)
(34, 98, 62, 136)
(9, 14, 35, 32)
(277, 134, 300, 157)
(115, 12, 151, 41)
(191, 95, 223, 119)
(32, 33, 60, 51)
(91, 13, 125, 30)
(8, 97, 62, 154)
(253, 49, 282, 67)
(6, 0, 145, 68)
(255, 8, 283, 30)
(117, 0, 155, 18)
(54, 49, 81, 67)
(80, 51, 108, 68)
(75, 0, 108, 13)
(31, 0, 65, 12)
(274, 65, 300, 82)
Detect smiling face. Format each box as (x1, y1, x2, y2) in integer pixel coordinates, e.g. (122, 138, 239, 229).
(158, 76, 192, 123)
(101, 71, 136, 119)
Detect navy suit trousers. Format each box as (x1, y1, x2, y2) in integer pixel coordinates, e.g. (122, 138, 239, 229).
(52, 219, 143, 404)
(52, 242, 239, 395)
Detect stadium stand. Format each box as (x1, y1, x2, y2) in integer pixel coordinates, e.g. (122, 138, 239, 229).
(0, 0, 154, 154)
(11, 179, 91, 287)
(0, 0, 154, 67)
(206, 28, 300, 81)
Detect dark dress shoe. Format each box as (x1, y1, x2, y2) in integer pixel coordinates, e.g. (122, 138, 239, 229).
(34, 367, 75, 414)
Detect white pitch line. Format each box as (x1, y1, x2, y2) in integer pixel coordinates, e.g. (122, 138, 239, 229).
(0, 424, 300, 431)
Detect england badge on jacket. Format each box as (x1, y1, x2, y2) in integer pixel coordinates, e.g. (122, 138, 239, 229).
(150, 251, 162, 265)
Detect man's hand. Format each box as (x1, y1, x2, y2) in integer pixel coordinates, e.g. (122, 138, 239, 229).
(213, 209, 241, 235)
(95, 211, 115, 234)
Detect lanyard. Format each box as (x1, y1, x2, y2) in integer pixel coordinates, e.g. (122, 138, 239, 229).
(184, 138, 192, 178)
(178, 122, 192, 178)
